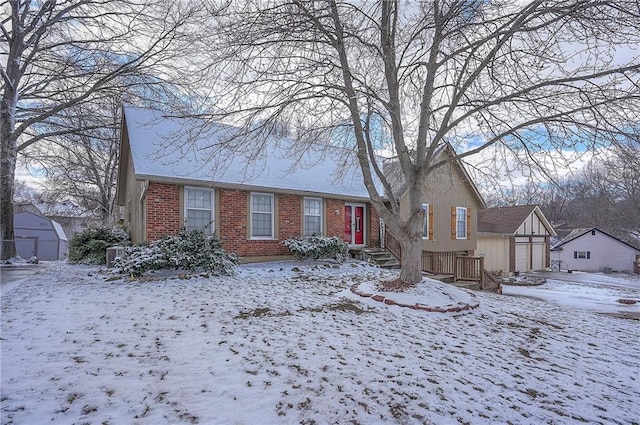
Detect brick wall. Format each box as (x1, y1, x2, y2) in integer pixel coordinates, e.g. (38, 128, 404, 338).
(325, 199, 345, 238)
(146, 182, 181, 241)
(369, 205, 381, 247)
(145, 183, 379, 257)
(218, 189, 299, 257)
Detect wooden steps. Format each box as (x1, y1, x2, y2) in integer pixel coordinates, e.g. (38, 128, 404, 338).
(357, 248, 400, 269)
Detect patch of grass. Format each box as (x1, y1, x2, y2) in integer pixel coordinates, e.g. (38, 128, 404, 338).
(523, 388, 538, 398)
(235, 307, 271, 319)
(81, 405, 98, 415)
(67, 393, 81, 404)
(505, 322, 527, 329)
(303, 300, 370, 315)
(389, 402, 408, 419)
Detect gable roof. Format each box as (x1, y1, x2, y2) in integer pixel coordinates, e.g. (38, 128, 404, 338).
(478, 204, 556, 236)
(552, 227, 640, 251)
(118, 105, 383, 201)
(14, 211, 68, 241)
(381, 144, 486, 208)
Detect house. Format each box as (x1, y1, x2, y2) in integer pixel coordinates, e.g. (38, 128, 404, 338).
(551, 228, 640, 273)
(13, 211, 69, 261)
(477, 205, 556, 273)
(383, 146, 486, 256)
(117, 106, 385, 261)
(37, 199, 97, 239)
(116, 106, 486, 265)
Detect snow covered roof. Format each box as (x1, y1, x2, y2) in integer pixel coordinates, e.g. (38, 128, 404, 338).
(121, 106, 383, 200)
(14, 211, 68, 241)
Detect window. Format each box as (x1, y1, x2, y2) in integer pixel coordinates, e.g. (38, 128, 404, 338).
(251, 193, 274, 239)
(304, 197, 323, 236)
(185, 187, 214, 233)
(422, 203, 429, 240)
(456, 207, 467, 239)
(574, 251, 591, 259)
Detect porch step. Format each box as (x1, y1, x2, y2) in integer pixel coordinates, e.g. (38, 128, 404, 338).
(359, 248, 401, 269)
(423, 273, 455, 284)
(452, 281, 480, 291)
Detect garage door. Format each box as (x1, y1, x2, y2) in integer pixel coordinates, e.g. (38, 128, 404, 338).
(515, 243, 529, 272)
(531, 242, 545, 270)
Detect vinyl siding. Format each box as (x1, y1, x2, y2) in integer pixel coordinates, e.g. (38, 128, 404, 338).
(552, 230, 639, 272)
(477, 235, 510, 272)
(399, 161, 482, 252)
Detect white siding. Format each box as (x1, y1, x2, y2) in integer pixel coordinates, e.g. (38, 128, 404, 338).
(515, 243, 529, 272)
(532, 242, 545, 270)
(477, 235, 509, 272)
(554, 230, 639, 272)
(516, 211, 553, 236)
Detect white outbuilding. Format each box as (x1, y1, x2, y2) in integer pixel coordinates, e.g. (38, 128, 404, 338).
(14, 211, 69, 261)
(551, 228, 640, 273)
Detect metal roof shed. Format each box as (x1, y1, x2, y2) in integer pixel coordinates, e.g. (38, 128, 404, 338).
(14, 211, 69, 261)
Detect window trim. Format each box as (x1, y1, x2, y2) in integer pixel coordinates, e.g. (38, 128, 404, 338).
(456, 206, 467, 240)
(422, 203, 429, 240)
(184, 187, 214, 234)
(303, 197, 323, 237)
(250, 192, 275, 240)
(574, 251, 591, 259)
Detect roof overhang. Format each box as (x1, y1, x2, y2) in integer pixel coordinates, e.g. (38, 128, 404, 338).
(133, 174, 373, 203)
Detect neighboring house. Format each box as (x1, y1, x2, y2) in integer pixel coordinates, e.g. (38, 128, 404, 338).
(551, 228, 640, 273)
(37, 199, 96, 239)
(478, 205, 556, 273)
(16, 200, 96, 240)
(116, 106, 486, 262)
(13, 211, 69, 261)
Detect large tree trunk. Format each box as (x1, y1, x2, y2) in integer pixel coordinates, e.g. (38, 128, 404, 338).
(1, 5, 22, 261)
(399, 235, 423, 284)
(0, 116, 17, 260)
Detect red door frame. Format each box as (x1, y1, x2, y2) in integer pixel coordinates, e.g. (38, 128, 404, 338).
(344, 203, 366, 246)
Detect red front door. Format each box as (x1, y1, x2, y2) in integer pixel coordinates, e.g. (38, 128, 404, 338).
(344, 204, 365, 245)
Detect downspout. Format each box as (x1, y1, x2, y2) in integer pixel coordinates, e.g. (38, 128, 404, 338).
(139, 180, 149, 243)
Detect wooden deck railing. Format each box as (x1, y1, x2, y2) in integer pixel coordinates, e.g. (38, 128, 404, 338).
(385, 230, 487, 289)
(385, 230, 402, 261)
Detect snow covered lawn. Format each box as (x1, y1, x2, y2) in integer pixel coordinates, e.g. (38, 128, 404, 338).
(2, 261, 639, 424)
(503, 271, 640, 319)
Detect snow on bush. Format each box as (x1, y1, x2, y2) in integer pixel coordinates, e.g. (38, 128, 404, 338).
(68, 224, 130, 265)
(283, 235, 350, 263)
(113, 228, 239, 277)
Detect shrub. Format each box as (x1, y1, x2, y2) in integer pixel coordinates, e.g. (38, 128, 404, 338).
(68, 224, 130, 264)
(114, 228, 239, 277)
(283, 235, 350, 263)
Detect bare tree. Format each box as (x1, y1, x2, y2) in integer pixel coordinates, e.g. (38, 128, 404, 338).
(21, 97, 121, 222)
(574, 143, 640, 239)
(194, 0, 640, 283)
(1, 0, 200, 259)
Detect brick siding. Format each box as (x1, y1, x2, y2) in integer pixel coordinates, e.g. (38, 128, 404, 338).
(146, 182, 181, 241)
(325, 199, 345, 239)
(145, 183, 378, 258)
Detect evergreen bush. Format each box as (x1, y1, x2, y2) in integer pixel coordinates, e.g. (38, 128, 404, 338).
(283, 235, 350, 263)
(68, 224, 130, 264)
(114, 228, 239, 277)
